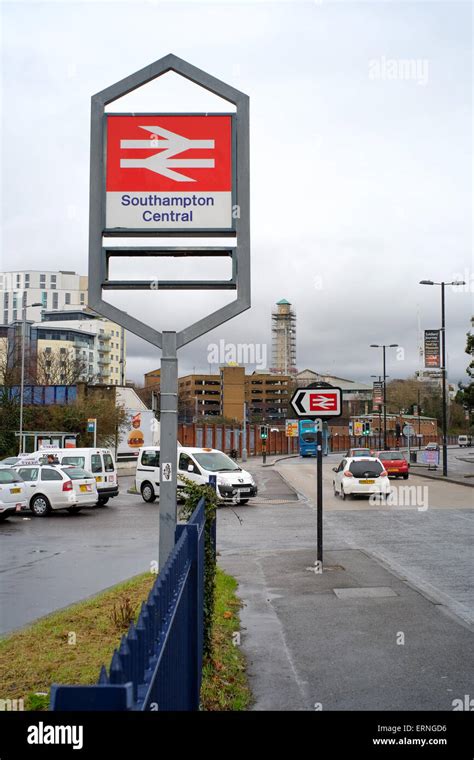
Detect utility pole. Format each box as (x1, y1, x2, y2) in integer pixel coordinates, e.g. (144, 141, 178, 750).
(441, 282, 448, 477)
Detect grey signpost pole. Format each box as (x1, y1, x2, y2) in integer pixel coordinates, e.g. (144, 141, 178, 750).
(87, 54, 250, 571)
(160, 331, 178, 565)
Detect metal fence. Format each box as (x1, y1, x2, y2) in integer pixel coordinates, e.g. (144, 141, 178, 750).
(50, 498, 209, 711)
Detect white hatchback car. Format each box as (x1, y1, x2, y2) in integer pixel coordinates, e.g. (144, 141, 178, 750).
(0, 467, 28, 520)
(13, 464, 98, 516)
(332, 456, 391, 500)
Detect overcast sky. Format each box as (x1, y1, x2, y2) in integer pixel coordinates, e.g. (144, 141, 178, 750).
(1, 0, 472, 386)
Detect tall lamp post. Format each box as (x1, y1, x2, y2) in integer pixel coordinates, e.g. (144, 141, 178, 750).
(370, 344, 399, 450)
(419, 279, 465, 477)
(18, 301, 42, 454)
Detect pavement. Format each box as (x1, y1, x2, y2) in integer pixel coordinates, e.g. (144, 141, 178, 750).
(217, 457, 474, 711)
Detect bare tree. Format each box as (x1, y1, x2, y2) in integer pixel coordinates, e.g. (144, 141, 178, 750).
(36, 347, 92, 386)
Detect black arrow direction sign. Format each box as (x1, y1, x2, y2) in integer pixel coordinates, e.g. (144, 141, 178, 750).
(293, 390, 306, 415)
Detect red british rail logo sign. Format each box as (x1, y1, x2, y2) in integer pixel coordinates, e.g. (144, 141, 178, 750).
(105, 114, 233, 231)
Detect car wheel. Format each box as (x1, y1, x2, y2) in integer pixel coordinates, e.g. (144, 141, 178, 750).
(333, 482, 338, 497)
(239, 499, 250, 505)
(141, 482, 156, 503)
(97, 496, 109, 506)
(0, 514, 7, 522)
(340, 487, 346, 501)
(403, 474, 409, 480)
(67, 507, 82, 514)
(31, 495, 51, 516)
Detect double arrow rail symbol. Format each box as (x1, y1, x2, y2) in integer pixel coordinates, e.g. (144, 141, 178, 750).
(120, 125, 215, 182)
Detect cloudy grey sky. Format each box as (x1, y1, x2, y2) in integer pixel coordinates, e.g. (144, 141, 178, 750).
(2, 0, 472, 386)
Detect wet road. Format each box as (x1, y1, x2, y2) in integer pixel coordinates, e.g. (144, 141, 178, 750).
(0, 477, 157, 635)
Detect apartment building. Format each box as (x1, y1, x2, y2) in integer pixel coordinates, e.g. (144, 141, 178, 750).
(0, 311, 126, 386)
(0, 270, 88, 324)
(36, 311, 126, 385)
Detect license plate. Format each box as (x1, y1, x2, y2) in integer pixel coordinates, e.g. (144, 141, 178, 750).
(10, 487, 21, 494)
(80, 484, 91, 492)
(387, 469, 397, 473)
(359, 479, 375, 485)
(238, 488, 251, 493)
(95, 476, 103, 483)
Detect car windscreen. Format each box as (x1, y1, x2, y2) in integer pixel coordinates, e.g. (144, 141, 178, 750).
(377, 452, 404, 461)
(349, 460, 383, 477)
(193, 452, 241, 472)
(0, 469, 23, 483)
(352, 450, 370, 456)
(302, 434, 317, 443)
(60, 467, 93, 480)
(61, 456, 86, 467)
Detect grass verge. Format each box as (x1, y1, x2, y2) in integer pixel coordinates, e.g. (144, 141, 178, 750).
(0, 566, 251, 711)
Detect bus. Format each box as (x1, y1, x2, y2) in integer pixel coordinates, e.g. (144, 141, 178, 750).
(298, 419, 318, 457)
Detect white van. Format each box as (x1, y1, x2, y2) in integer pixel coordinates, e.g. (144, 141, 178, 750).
(457, 435, 472, 448)
(135, 447, 258, 505)
(30, 448, 119, 505)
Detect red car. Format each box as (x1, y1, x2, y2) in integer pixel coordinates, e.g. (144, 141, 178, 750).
(375, 451, 409, 479)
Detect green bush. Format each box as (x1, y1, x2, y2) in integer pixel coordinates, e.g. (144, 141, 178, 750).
(178, 477, 218, 658)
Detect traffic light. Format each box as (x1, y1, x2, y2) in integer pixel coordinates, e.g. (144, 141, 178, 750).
(260, 425, 268, 440)
(363, 422, 370, 436)
(395, 423, 401, 438)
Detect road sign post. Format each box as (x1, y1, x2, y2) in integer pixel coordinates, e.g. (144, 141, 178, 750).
(316, 428, 323, 563)
(87, 418, 97, 448)
(290, 383, 343, 567)
(88, 54, 250, 570)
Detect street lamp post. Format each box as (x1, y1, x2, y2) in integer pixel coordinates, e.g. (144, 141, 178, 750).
(370, 344, 399, 450)
(419, 279, 465, 477)
(18, 301, 42, 454)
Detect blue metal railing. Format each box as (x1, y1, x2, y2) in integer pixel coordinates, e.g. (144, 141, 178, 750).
(50, 498, 209, 711)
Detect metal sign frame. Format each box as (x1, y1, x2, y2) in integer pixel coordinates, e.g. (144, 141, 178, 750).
(88, 54, 250, 569)
(88, 53, 250, 351)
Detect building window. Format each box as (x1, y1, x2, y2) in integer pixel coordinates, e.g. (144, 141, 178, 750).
(40, 274, 46, 289)
(41, 292, 47, 308)
(12, 310, 17, 321)
(16, 274, 21, 288)
(3, 311, 8, 324)
(45, 346, 51, 354)
(52, 292, 58, 309)
(22, 291, 27, 307)
(65, 293, 71, 305)
(3, 293, 8, 308)
(25, 273, 30, 289)
(80, 293, 85, 304)
(60, 347, 66, 354)
(50, 274, 57, 289)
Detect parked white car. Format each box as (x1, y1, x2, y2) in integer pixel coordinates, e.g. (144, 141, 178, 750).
(27, 448, 118, 506)
(13, 464, 98, 516)
(136, 446, 258, 505)
(332, 457, 391, 500)
(0, 467, 28, 520)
